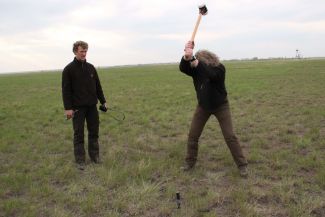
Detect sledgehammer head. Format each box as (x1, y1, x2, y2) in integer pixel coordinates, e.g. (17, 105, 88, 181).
(199, 4, 208, 15)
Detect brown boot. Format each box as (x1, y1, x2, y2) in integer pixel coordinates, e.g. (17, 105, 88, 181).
(180, 163, 195, 172)
(239, 165, 248, 178)
(76, 162, 86, 170)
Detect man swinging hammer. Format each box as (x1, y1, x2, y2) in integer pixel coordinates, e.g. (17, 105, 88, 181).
(179, 5, 248, 177)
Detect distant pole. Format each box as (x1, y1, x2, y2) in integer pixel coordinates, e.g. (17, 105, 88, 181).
(296, 49, 301, 59)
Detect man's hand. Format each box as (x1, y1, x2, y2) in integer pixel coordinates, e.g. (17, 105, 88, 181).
(184, 41, 195, 61)
(65, 110, 74, 120)
(99, 103, 108, 112)
(184, 48, 193, 60)
(185, 41, 194, 49)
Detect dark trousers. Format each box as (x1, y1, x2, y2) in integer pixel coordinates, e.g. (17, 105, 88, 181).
(72, 105, 99, 163)
(186, 102, 248, 168)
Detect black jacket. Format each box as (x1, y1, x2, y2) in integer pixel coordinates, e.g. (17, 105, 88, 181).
(62, 58, 106, 110)
(179, 57, 227, 110)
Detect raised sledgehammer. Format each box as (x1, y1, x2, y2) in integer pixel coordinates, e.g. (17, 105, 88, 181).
(190, 4, 208, 42)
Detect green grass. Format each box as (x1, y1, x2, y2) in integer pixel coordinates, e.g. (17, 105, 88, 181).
(0, 59, 324, 217)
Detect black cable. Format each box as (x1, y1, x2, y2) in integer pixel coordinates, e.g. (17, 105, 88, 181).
(99, 104, 125, 122)
(106, 107, 125, 123)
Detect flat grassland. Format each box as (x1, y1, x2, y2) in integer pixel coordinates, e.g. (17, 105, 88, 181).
(0, 59, 324, 217)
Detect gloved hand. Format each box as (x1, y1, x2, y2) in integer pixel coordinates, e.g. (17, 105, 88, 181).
(99, 103, 107, 112)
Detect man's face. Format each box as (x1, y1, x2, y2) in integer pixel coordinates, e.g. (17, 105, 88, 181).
(74, 46, 87, 61)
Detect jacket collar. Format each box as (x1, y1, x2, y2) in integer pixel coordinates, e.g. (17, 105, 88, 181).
(73, 57, 87, 65)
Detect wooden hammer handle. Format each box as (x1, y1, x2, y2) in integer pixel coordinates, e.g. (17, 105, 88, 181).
(191, 14, 202, 41)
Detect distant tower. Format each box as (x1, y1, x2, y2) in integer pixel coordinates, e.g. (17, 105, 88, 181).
(296, 49, 301, 59)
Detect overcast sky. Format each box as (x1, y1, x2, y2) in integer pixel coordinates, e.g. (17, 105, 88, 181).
(0, 0, 324, 73)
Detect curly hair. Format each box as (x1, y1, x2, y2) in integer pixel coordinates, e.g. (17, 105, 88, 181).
(195, 49, 220, 67)
(72, 41, 88, 53)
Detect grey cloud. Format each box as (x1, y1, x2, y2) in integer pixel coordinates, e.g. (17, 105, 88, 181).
(0, 0, 88, 34)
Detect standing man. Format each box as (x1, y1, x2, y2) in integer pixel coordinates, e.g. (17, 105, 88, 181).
(62, 41, 107, 170)
(179, 41, 248, 177)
